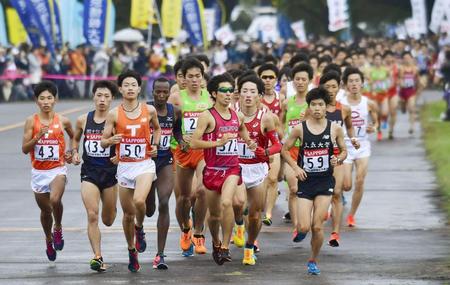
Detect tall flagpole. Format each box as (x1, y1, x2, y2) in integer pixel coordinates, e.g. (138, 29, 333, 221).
(153, 0, 166, 44)
(147, 0, 154, 48)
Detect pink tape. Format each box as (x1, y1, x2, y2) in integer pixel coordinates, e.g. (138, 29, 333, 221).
(0, 73, 174, 81)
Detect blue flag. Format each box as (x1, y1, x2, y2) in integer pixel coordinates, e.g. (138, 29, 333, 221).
(0, 2, 8, 46)
(182, 0, 205, 47)
(83, 0, 108, 47)
(52, 0, 63, 49)
(9, 0, 41, 47)
(28, 0, 56, 53)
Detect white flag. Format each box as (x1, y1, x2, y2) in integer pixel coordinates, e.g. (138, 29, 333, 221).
(327, 0, 350, 32)
(429, 0, 450, 33)
(214, 24, 235, 45)
(291, 20, 307, 42)
(410, 0, 428, 34)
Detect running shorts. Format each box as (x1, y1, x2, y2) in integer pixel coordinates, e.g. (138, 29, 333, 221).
(399, 87, 416, 101)
(297, 175, 335, 200)
(289, 146, 299, 161)
(344, 140, 371, 163)
(240, 162, 269, 189)
(174, 145, 204, 169)
(368, 92, 388, 103)
(154, 155, 173, 173)
(81, 164, 117, 191)
(117, 159, 156, 189)
(31, 166, 67, 194)
(202, 166, 242, 193)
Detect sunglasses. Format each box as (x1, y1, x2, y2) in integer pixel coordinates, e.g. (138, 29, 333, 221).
(261, 75, 276, 80)
(217, 87, 235, 93)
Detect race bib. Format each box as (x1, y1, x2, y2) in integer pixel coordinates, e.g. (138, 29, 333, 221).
(402, 78, 415, 88)
(238, 141, 255, 159)
(183, 112, 201, 134)
(84, 140, 110, 157)
(216, 139, 238, 156)
(352, 118, 367, 138)
(34, 144, 59, 161)
(150, 129, 172, 151)
(288, 119, 300, 133)
(120, 143, 146, 160)
(303, 148, 329, 172)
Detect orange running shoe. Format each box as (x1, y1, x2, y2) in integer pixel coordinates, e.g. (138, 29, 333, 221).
(347, 215, 356, 227)
(328, 232, 340, 247)
(377, 131, 382, 141)
(180, 228, 192, 251)
(192, 235, 207, 254)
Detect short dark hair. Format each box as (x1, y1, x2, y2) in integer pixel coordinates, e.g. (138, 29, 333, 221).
(291, 63, 314, 80)
(228, 69, 244, 80)
(250, 59, 264, 70)
(152, 77, 170, 90)
(402, 51, 412, 58)
(117, 69, 142, 87)
(257, 63, 279, 78)
(319, 55, 333, 66)
(263, 54, 278, 64)
(174, 60, 184, 75)
(207, 72, 234, 96)
(323, 63, 342, 78)
(319, 70, 341, 85)
(92, 80, 118, 96)
(289, 52, 309, 67)
(181, 57, 204, 76)
(194, 54, 210, 67)
(237, 75, 265, 95)
(34, 81, 57, 98)
(342, 67, 364, 84)
(279, 66, 292, 81)
(306, 87, 331, 105)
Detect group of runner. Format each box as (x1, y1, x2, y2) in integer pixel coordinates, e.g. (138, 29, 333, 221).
(22, 43, 422, 275)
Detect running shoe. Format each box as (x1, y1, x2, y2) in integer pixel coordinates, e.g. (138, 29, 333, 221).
(212, 242, 224, 265)
(283, 212, 291, 223)
(181, 243, 194, 257)
(46, 241, 56, 261)
(192, 235, 207, 254)
(328, 232, 340, 247)
(377, 131, 383, 141)
(135, 225, 147, 253)
(128, 249, 140, 272)
(242, 246, 256, 265)
(254, 240, 260, 253)
(292, 230, 307, 243)
(53, 228, 64, 251)
(90, 256, 106, 272)
(220, 247, 232, 263)
(381, 120, 388, 130)
(347, 215, 356, 227)
(180, 228, 192, 251)
(232, 224, 245, 248)
(307, 260, 321, 275)
(388, 131, 394, 140)
(262, 216, 272, 226)
(152, 253, 168, 270)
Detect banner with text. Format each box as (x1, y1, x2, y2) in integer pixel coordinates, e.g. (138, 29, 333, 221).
(182, 0, 208, 48)
(9, 0, 41, 46)
(83, 0, 108, 47)
(327, 0, 349, 32)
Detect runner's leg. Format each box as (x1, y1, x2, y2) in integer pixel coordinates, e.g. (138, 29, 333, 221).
(81, 181, 101, 257)
(348, 157, 370, 217)
(310, 195, 332, 261)
(193, 160, 207, 235)
(175, 165, 194, 230)
(264, 154, 280, 221)
(101, 185, 118, 226)
(34, 192, 52, 242)
(49, 175, 66, 230)
(155, 165, 174, 254)
(247, 183, 266, 245)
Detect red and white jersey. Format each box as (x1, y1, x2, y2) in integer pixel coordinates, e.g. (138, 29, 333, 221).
(261, 92, 281, 115)
(30, 114, 65, 170)
(238, 109, 269, 164)
(116, 104, 153, 163)
(203, 107, 240, 168)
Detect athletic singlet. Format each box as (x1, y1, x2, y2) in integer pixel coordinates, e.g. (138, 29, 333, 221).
(203, 107, 240, 168)
(400, 69, 416, 89)
(30, 114, 65, 170)
(298, 120, 334, 177)
(340, 96, 369, 142)
(326, 102, 344, 127)
(261, 92, 281, 115)
(180, 89, 211, 135)
(82, 111, 115, 167)
(285, 96, 308, 147)
(369, 67, 390, 93)
(149, 103, 174, 157)
(116, 104, 152, 163)
(238, 109, 269, 164)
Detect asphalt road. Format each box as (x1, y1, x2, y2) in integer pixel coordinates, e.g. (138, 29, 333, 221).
(0, 93, 448, 285)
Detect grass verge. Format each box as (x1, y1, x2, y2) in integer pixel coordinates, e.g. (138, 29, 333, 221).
(421, 100, 450, 218)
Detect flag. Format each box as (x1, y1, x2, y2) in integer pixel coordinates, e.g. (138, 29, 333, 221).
(5, 7, 27, 45)
(327, 0, 350, 32)
(9, 0, 41, 47)
(106, 0, 115, 46)
(429, 0, 450, 33)
(247, 15, 279, 43)
(60, 0, 85, 47)
(130, 0, 156, 30)
(0, 3, 8, 46)
(214, 24, 235, 45)
(162, 0, 182, 38)
(49, 0, 63, 49)
(83, 0, 108, 47)
(291, 20, 306, 42)
(182, 0, 208, 48)
(28, 0, 56, 53)
(410, 0, 427, 35)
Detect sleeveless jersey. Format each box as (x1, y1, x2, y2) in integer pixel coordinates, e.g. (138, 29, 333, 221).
(116, 104, 152, 162)
(326, 102, 344, 127)
(261, 92, 281, 115)
(369, 67, 390, 93)
(180, 89, 211, 135)
(340, 96, 369, 141)
(203, 108, 240, 168)
(238, 109, 269, 164)
(285, 96, 308, 147)
(31, 114, 65, 170)
(400, 69, 416, 89)
(149, 103, 174, 157)
(298, 120, 334, 178)
(82, 111, 115, 167)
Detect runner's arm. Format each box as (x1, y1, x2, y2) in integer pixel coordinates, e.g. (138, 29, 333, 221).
(168, 90, 181, 106)
(148, 105, 161, 146)
(342, 105, 355, 138)
(61, 115, 75, 163)
(238, 112, 257, 151)
(190, 111, 221, 149)
(334, 124, 348, 164)
(22, 116, 40, 154)
(281, 125, 301, 170)
(71, 115, 86, 154)
(367, 100, 379, 133)
(101, 110, 120, 148)
(262, 113, 282, 156)
(173, 106, 183, 144)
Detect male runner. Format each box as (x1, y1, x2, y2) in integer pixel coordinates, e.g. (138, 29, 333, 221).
(101, 70, 161, 272)
(280, 63, 313, 231)
(72, 80, 118, 271)
(257, 63, 284, 225)
(340, 67, 378, 227)
(398, 51, 419, 134)
(319, 71, 359, 247)
(235, 75, 282, 265)
(282, 87, 347, 275)
(190, 73, 256, 265)
(22, 81, 74, 261)
(168, 58, 211, 255)
(145, 77, 182, 269)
